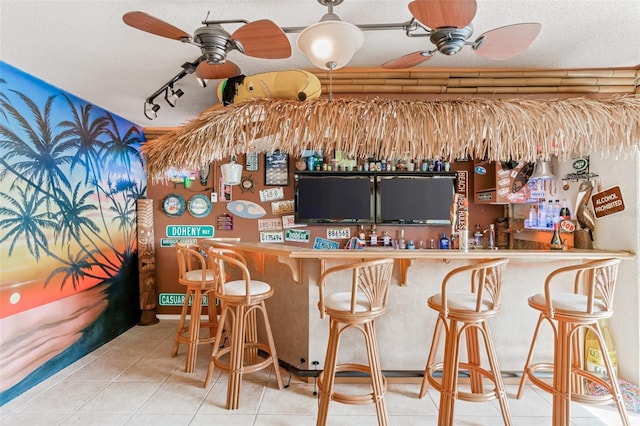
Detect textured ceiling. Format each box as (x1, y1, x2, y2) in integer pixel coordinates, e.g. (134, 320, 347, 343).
(1, 0, 639, 128)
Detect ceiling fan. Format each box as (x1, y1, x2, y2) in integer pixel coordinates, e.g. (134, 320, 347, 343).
(382, 0, 541, 69)
(122, 11, 291, 80)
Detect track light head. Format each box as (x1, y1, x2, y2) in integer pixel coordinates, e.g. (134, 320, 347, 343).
(144, 101, 161, 120)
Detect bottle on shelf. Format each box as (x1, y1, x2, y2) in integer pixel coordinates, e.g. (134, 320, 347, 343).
(550, 221, 562, 248)
(473, 224, 483, 248)
(559, 198, 571, 220)
(488, 224, 496, 249)
(546, 200, 554, 228)
(407, 239, 415, 249)
(528, 204, 538, 227)
(537, 200, 547, 229)
(439, 232, 450, 249)
(398, 229, 406, 249)
(368, 224, 378, 246)
(382, 230, 391, 247)
(358, 225, 366, 243)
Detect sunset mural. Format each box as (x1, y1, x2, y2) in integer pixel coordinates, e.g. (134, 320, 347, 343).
(0, 62, 145, 404)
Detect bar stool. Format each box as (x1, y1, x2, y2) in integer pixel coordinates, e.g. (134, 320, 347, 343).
(419, 258, 512, 426)
(203, 247, 283, 410)
(172, 243, 219, 373)
(316, 258, 395, 426)
(517, 258, 629, 426)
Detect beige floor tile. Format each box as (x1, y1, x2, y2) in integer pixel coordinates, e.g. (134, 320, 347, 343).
(125, 413, 193, 425)
(0, 412, 70, 425)
(65, 357, 138, 381)
(14, 380, 109, 414)
(78, 381, 160, 414)
(59, 412, 132, 425)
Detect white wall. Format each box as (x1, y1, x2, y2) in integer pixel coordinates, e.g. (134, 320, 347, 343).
(590, 152, 640, 384)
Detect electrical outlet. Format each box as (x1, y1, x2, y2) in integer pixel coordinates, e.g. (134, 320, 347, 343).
(210, 192, 218, 203)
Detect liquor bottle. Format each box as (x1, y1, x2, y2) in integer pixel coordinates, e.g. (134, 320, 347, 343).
(473, 224, 483, 248)
(550, 222, 562, 248)
(398, 229, 406, 249)
(528, 204, 538, 227)
(584, 318, 618, 378)
(439, 232, 450, 249)
(368, 224, 378, 246)
(488, 224, 496, 249)
(537, 200, 547, 229)
(546, 200, 554, 228)
(382, 231, 391, 247)
(358, 225, 366, 243)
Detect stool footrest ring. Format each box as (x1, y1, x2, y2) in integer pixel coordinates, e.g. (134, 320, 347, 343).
(213, 342, 276, 375)
(318, 363, 388, 406)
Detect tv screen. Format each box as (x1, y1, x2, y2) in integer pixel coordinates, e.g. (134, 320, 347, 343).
(295, 174, 375, 224)
(376, 175, 455, 225)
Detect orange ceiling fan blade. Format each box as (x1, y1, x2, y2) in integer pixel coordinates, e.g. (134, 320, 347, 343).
(382, 51, 434, 69)
(232, 19, 292, 59)
(196, 61, 242, 80)
(474, 23, 541, 60)
(408, 0, 477, 29)
(122, 11, 191, 41)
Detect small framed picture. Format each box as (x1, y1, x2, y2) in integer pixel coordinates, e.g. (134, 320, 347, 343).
(264, 151, 289, 186)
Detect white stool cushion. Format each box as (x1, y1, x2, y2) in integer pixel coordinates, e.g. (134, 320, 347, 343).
(530, 292, 607, 312)
(224, 279, 271, 296)
(185, 269, 215, 282)
(325, 292, 371, 313)
(429, 291, 493, 312)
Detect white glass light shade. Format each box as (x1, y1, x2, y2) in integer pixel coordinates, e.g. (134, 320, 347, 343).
(220, 161, 243, 185)
(296, 20, 365, 70)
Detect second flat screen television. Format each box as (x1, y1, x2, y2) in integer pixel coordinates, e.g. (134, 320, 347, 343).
(376, 175, 455, 225)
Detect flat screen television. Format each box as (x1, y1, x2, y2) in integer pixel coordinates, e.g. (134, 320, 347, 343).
(295, 174, 375, 224)
(376, 175, 455, 225)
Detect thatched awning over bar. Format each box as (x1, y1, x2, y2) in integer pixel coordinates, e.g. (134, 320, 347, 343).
(142, 96, 640, 182)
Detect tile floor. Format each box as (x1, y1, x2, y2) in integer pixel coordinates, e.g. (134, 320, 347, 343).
(1, 320, 637, 425)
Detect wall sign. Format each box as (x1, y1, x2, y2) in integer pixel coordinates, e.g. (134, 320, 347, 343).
(265, 151, 289, 186)
(326, 227, 350, 239)
(166, 225, 214, 238)
(285, 229, 310, 243)
(592, 186, 625, 218)
(260, 231, 284, 243)
(272, 199, 294, 215)
(245, 152, 259, 171)
(259, 187, 284, 202)
(313, 237, 340, 250)
(216, 213, 233, 230)
(258, 218, 283, 231)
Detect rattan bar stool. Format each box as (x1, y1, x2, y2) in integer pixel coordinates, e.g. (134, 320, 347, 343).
(419, 258, 512, 426)
(171, 243, 219, 373)
(316, 258, 395, 426)
(516, 258, 629, 426)
(203, 247, 283, 410)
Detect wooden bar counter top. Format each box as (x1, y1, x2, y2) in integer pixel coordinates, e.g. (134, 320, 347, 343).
(202, 240, 635, 377)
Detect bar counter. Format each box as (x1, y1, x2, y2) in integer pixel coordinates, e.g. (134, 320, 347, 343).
(203, 240, 635, 377)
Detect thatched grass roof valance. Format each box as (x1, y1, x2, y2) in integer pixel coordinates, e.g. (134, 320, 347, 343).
(142, 96, 640, 181)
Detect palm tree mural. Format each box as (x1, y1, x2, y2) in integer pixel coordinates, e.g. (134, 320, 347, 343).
(0, 62, 146, 404)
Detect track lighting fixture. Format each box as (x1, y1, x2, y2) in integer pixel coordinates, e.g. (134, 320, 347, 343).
(164, 86, 184, 107)
(142, 57, 206, 120)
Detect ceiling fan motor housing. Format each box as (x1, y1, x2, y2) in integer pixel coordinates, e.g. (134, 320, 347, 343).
(193, 24, 236, 63)
(430, 26, 473, 55)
